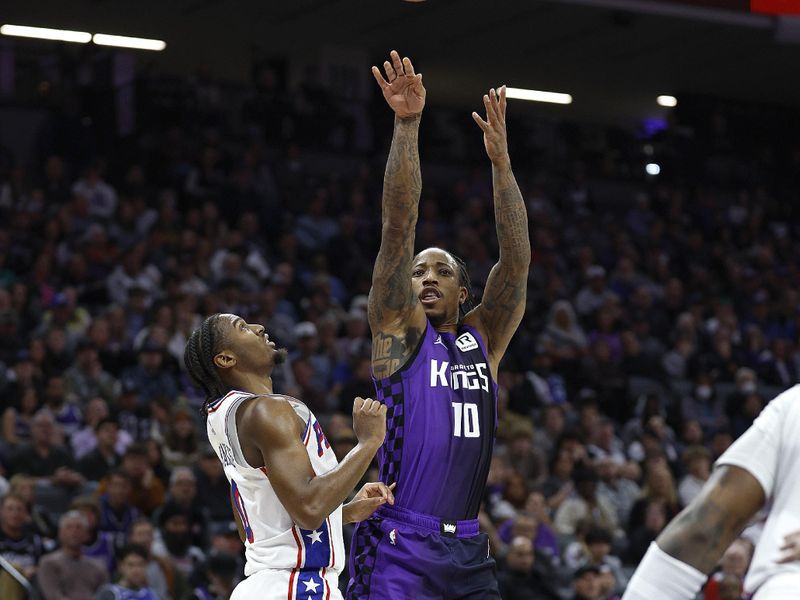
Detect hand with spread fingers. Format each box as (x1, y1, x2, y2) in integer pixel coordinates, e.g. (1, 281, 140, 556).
(472, 86, 510, 167)
(371, 50, 426, 119)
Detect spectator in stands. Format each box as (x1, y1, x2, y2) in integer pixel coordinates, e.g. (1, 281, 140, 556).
(120, 342, 178, 407)
(0, 493, 44, 581)
(595, 457, 640, 527)
(554, 465, 619, 537)
(97, 444, 165, 517)
(77, 417, 122, 482)
(8, 474, 56, 538)
(187, 551, 239, 600)
(72, 397, 133, 460)
(627, 463, 679, 531)
(1, 385, 40, 447)
(97, 470, 139, 535)
(9, 410, 84, 492)
(576, 526, 628, 594)
(624, 498, 667, 565)
(153, 504, 204, 577)
(538, 301, 587, 372)
(41, 374, 82, 437)
(575, 266, 616, 318)
(153, 467, 208, 548)
(94, 543, 159, 600)
(70, 496, 117, 573)
(571, 564, 602, 600)
(497, 536, 560, 600)
(161, 408, 200, 469)
(63, 340, 120, 404)
(126, 518, 174, 600)
(37, 510, 108, 600)
(192, 446, 232, 524)
(678, 445, 712, 506)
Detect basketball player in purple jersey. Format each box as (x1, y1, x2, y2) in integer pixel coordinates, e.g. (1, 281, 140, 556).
(347, 51, 531, 599)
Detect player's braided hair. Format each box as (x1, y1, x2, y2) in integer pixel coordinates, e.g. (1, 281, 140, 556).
(184, 314, 230, 413)
(450, 252, 475, 318)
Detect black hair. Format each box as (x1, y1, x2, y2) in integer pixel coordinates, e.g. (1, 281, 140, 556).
(117, 543, 149, 563)
(184, 314, 230, 414)
(450, 251, 475, 318)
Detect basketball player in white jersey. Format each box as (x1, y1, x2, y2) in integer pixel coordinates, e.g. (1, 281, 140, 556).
(184, 313, 392, 600)
(624, 384, 800, 599)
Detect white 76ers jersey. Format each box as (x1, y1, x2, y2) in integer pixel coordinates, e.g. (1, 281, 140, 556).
(206, 390, 345, 580)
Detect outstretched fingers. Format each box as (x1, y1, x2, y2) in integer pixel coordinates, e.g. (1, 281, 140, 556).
(402, 56, 415, 76)
(383, 60, 396, 83)
(499, 85, 507, 117)
(371, 66, 389, 90)
(390, 50, 404, 77)
(472, 111, 489, 131)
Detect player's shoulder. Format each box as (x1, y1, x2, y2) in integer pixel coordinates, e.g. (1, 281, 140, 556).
(769, 384, 800, 410)
(236, 393, 305, 438)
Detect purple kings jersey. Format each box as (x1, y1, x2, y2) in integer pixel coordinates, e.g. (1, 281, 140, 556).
(373, 321, 498, 521)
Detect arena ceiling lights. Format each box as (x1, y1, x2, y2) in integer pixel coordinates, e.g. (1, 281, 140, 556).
(0, 24, 165, 51)
(505, 87, 573, 105)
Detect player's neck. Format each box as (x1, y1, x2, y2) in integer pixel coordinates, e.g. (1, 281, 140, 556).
(228, 372, 274, 395)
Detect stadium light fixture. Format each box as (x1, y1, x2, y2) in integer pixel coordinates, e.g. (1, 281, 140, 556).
(505, 87, 573, 105)
(657, 95, 678, 107)
(92, 33, 166, 51)
(0, 24, 91, 44)
(646, 163, 661, 175)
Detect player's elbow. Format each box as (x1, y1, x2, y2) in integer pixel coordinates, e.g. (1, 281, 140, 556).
(293, 505, 327, 531)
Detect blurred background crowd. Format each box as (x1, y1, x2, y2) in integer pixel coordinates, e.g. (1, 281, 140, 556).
(0, 38, 798, 600)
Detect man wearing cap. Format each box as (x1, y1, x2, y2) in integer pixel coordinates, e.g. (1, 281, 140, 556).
(571, 565, 601, 600)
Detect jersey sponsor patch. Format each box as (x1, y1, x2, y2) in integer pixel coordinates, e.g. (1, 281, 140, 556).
(455, 332, 478, 352)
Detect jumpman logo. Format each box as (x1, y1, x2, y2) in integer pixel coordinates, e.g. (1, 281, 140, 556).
(434, 335, 446, 348)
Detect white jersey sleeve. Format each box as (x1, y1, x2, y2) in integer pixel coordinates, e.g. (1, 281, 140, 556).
(206, 390, 345, 579)
(715, 386, 793, 497)
(714, 385, 800, 596)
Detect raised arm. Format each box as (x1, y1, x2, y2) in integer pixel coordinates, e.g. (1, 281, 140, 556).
(239, 396, 390, 530)
(467, 86, 531, 373)
(368, 50, 428, 379)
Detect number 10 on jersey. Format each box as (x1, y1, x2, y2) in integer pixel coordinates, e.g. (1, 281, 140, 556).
(452, 402, 480, 438)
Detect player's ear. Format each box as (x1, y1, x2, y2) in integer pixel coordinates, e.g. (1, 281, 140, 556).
(213, 350, 237, 370)
(458, 286, 468, 305)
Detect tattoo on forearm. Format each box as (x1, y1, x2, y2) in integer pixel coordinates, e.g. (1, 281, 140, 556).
(657, 468, 758, 573)
(371, 328, 422, 380)
(369, 117, 421, 322)
(480, 163, 530, 344)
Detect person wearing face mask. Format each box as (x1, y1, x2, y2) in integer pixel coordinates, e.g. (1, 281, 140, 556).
(681, 373, 725, 435)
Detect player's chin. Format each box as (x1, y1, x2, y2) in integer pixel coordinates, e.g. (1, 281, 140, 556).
(272, 347, 289, 365)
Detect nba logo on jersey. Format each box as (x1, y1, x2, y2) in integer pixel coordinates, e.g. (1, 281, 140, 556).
(455, 332, 478, 352)
(389, 528, 397, 545)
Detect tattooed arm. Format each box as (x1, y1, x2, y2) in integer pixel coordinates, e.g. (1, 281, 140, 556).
(467, 86, 530, 376)
(656, 465, 764, 573)
(368, 51, 428, 379)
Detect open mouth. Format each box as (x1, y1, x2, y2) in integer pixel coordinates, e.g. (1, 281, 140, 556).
(263, 334, 275, 348)
(420, 287, 441, 306)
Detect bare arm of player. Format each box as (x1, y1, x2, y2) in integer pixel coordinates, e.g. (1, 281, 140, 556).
(368, 50, 428, 379)
(655, 465, 764, 573)
(467, 86, 530, 376)
(342, 482, 396, 524)
(239, 396, 387, 530)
